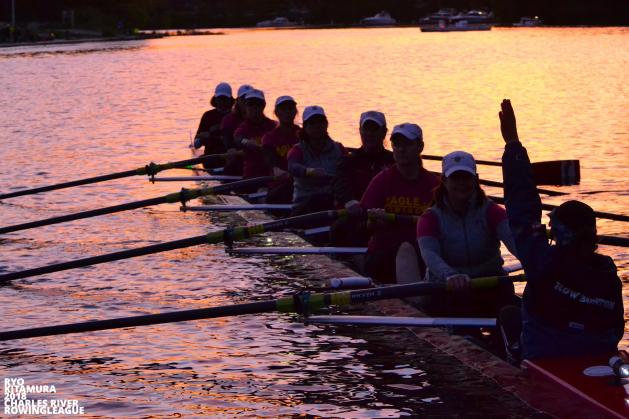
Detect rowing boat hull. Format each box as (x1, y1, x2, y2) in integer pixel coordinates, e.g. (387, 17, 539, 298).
(523, 356, 629, 419)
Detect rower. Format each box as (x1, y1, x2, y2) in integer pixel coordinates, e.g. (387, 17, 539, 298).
(287, 106, 347, 217)
(330, 110, 394, 247)
(233, 89, 277, 190)
(499, 99, 624, 360)
(262, 95, 300, 205)
(360, 123, 439, 283)
(397, 151, 519, 343)
(192, 82, 234, 168)
(220, 84, 253, 175)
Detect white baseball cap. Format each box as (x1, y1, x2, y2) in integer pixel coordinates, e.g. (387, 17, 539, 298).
(214, 82, 232, 97)
(237, 84, 254, 98)
(244, 89, 265, 102)
(303, 105, 326, 123)
(391, 123, 422, 141)
(275, 95, 296, 107)
(360, 111, 386, 128)
(214, 82, 232, 98)
(442, 151, 477, 177)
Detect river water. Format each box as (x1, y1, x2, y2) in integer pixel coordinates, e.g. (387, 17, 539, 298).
(0, 27, 627, 417)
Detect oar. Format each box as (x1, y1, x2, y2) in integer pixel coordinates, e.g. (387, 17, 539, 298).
(0, 274, 523, 341)
(230, 246, 367, 255)
(0, 153, 232, 200)
(597, 235, 629, 247)
(423, 155, 579, 186)
(427, 171, 566, 196)
(151, 175, 243, 182)
(182, 204, 295, 212)
(373, 208, 629, 245)
(306, 316, 497, 327)
(0, 176, 274, 235)
(488, 196, 629, 223)
(0, 210, 347, 284)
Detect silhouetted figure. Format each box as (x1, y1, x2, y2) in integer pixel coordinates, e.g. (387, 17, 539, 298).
(192, 82, 234, 168)
(499, 99, 623, 360)
(331, 110, 394, 246)
(262, 96, 300, 205)
(360, 123, 438, 283)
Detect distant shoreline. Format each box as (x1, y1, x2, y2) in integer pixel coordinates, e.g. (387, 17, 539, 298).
(2, 24, 625, 48)
(0, 30, 223, 49)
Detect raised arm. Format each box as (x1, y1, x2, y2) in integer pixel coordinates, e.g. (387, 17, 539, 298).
(500, 99, 550, 278)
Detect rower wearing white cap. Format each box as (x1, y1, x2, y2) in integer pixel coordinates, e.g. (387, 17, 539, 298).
(192, 82, 234, 167)
(397, 150, 518, 338)
(330, 110, 394, 246)
(233, 89, 277, 183)
(360, 122, 439, 283)
(287, 105, 347, 216)
(220, 84, 254, 175)
(262, 96, 300, 204)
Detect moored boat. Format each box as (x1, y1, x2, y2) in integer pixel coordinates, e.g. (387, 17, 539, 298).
(513, 16, 543, 27)
(360, 11, 397, 27)
(256, 17, 299, 28)
(420, 20, 492, 32)
(420, 8, 494, 32)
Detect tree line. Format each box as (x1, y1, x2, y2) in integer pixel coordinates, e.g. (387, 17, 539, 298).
(2, 0, 627, 31)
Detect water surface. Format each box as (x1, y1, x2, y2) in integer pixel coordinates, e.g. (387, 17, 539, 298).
(0, 27, 627, 417)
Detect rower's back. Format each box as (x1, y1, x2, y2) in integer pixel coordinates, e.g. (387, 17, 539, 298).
(520, 227, 624, 359)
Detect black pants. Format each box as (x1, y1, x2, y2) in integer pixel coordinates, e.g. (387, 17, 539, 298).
(330, 217, 370, 247)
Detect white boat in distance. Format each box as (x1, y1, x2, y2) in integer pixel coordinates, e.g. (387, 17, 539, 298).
(420, 20, 492, 32)
(256, 17, 299, 28)
(360, 11, 397, 26)
(419, 9, 494, 32)
(513, 16, 543, 27)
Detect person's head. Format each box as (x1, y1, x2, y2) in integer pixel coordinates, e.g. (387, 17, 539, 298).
(302, 106, 328, 141)
(549, 200, 597, 252)
(390, 123, 424, 167)
(275, 96, 297, 126)
(434, 151, 485, 208)
(359, 111, 387, 153)
(234, 84, 254, 116)
(210, 82, 234, 112)
(244, 89, 266, 122)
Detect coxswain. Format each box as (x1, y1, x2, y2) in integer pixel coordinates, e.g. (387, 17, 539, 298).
(499, 99, 624, 360)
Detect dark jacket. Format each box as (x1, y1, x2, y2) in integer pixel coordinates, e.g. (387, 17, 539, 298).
(502, 141, 623, 359)
(333, 147, 394, 205)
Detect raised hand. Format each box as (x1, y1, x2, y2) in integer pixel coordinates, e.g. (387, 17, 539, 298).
(499, 99, 520, 144)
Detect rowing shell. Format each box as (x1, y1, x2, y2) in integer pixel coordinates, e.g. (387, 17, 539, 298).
(523, 355, 629, 419)
(186, 147, 627, 417)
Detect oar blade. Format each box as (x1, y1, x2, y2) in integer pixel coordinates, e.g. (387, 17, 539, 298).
(531, 160, 580, 186)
